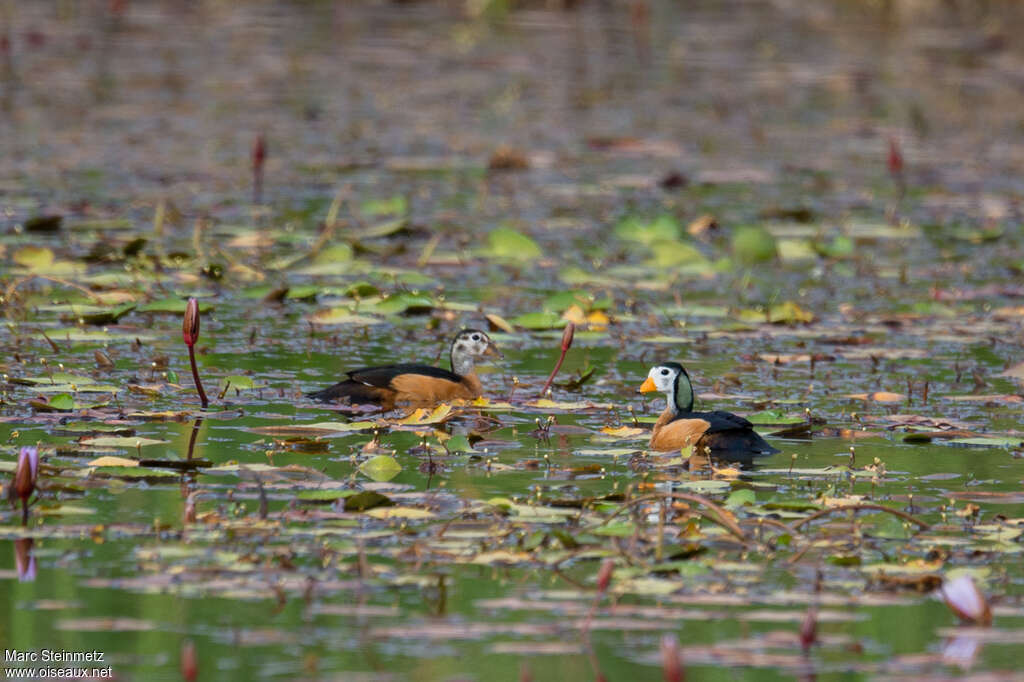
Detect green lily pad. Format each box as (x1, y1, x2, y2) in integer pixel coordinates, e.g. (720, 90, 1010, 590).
(80, 437, 168, 448)
(136, 298, 214, 314)
(745, 410, 806, 425)
(486, 227, 542, 261)
(360, 195, 407, 217)
(732, 225, 778, 264)
(510, 311, 564, 330)
(343, 490, 394, 511)
(358, 455, 402, 482)
(948, 437, 1024, 448)
(614, 214, 680, 245)
(90, 466, 179, 480)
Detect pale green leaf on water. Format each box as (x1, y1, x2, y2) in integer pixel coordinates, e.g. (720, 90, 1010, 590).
(37, 329, 155, 343)
(445, 435, 474, 453)
(845, 221, 921, 240)
(612, 577, 682, 596)
(88, 456, 139, 467)
(358, 455, 402, 482)
(813, 234, 854, 259)
(249, 422, 377, 436)
(646, 239, 708, 268)
(312, 243, 354, 264)
(735, 301, 814, 325)
(306, 309, 384, 326)
(364, 292, 436, 315)
(302, 422, 378, 432)
(80, 436, 168, 448)
(542, 289, 595, 313)
(46, 393, 77, 411)
(343, 281, 381, 298)
(732, 225, 778, 264)
(777, 238, 818, 262)
(591, 522, 636, 537)
(486, 227, 542, 261)
(724, 489, 757, 509)
(675, 479, 731, 494)
(510, 311, 563, 330)
(352, 217, 407, 239)
(948, 437, 1024, 448)
(38, 504, 97, 516)
(14, 245, 55, 268)
(360, 195, 407, 217)
(365, 506, 436, 520)
(30, 383, 120, 394)
(17, 372, 98, 385)
(90, 466, 178, 480)
(218, 375, 261, 391)
(639, 335, 693, 344)
(745, 410, 806, 425)
(614, 214, 680, 245)
(297, 489, 357, 502)
(343, 490, 393, 511)
(136, 298, 214, 314)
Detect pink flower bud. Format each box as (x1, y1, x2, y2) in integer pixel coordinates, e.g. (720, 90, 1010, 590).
(561, 322, 575, 352)
(183, 298, 200, 347)
(12, 446, 38, 501)
(940, 574, 991, 626)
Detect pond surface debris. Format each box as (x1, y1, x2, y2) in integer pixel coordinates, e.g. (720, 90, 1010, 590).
(2, 1, 1024, 680)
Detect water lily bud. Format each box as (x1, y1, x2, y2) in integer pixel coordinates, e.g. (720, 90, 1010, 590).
(561, 322, 575, 352)
(8, 446, 38, 525)
(660, 634, 683, 682)
(182, 298, 200, 347)
(12, 446, 38, 502)
(940, 574, 991, 626)
(596, 558, 614, 594)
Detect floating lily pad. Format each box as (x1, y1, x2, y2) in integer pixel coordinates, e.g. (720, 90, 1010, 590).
(358, 456, 402, 482)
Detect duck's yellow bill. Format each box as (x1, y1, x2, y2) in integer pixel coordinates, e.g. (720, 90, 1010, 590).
(639, 376, 657, 393)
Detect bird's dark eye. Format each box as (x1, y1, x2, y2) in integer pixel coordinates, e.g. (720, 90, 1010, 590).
(660, 369, 669, 376)
(471, 334, 481, 341)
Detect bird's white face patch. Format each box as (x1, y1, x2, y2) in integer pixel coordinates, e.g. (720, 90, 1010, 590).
(457, 331, 492, 357)
(647, 365, 678, 393)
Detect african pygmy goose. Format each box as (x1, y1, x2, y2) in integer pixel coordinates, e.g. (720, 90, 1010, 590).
(639, 362, 778, 457)
(308, 329, 501, 410)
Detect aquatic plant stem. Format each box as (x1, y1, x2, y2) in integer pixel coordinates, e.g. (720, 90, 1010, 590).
(188, 344, 208, 408)
(539, 322, 574, 396)
(183, 298, 208, 408)
(598, 491, 747, 543)
(791, 502, 930, 531)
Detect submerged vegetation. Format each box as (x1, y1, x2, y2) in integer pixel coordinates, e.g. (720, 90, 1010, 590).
(2, 0, 1024, 680)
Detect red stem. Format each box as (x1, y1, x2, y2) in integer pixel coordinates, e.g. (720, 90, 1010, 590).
(539, 346, 568, 397)
(188, 344, 208, 408)
(21, 498, 28, 526)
